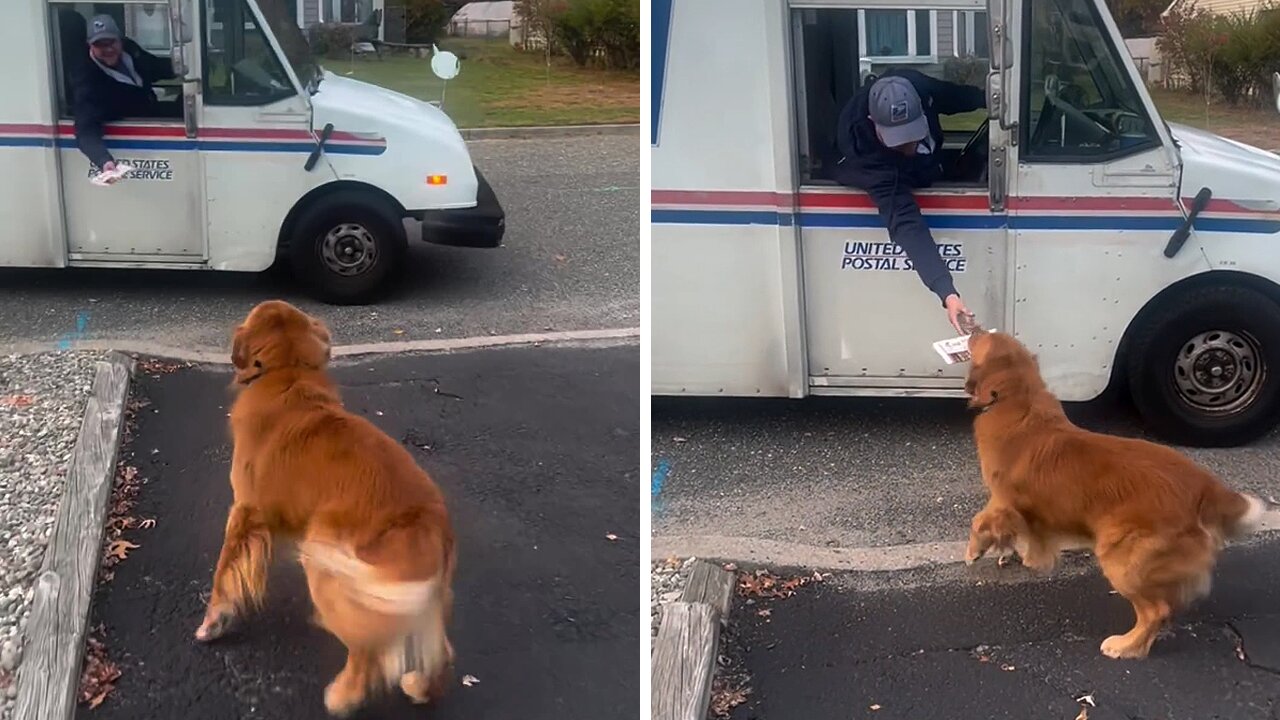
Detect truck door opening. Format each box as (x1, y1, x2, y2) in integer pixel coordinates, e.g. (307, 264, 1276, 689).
(790, 5, 992, 188)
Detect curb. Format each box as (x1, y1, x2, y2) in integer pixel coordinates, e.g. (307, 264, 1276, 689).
(652, 559, 736, 720)
(653, 512, 1280, 575)
(13, 352, 134, 720)
(459, 123, 638, 140)
(1, 327, 641, 366)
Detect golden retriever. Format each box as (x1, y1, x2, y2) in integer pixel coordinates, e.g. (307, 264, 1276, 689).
(194, 300, 456, 715)
(961, 328, 1266, 659)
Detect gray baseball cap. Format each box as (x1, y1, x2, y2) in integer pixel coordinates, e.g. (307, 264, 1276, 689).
(87, 14, 122, 44)
(869, 76, 930, 148)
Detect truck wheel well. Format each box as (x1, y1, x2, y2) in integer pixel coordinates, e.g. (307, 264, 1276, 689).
(1107, 270, 1280, 397)
(276, 181, 407, 257)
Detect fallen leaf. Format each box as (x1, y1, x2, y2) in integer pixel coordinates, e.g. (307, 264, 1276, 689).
(392, 328, 405, 335)
(1075, 708, 1089, 720)
(757, 609, 772, 618)
(554, 254, 567, 262)
(708, 676, 751, 719)
(723, 563, 738, 571)
(605, 533, 618, 541)
(107, 540, 139, 560)
(1, 395, 35, 408)
(461, 674, 479, 687)
(1075, 693, 1096, 707)
(870, 704, 882, 711)
(138, 518, 156, 529)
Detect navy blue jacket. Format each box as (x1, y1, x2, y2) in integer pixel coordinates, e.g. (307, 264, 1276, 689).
(71, 39, 176, 168)
(829, 68, 985, 304)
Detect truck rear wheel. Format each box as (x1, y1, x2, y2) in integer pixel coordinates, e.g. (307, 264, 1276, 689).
(289, 191, 406, 305)
(1127, 284, 1280, 447)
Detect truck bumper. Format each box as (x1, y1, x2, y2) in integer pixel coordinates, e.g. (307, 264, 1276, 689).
(413, 166, 506, 249)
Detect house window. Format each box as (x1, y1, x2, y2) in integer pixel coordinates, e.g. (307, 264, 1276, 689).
(323, 0, 372, 23)
(954, 10, 989, 58)
(860, 9, 934, 60)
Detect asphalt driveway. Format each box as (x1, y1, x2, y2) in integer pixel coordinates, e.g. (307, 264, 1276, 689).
(74, 342, 640, 720)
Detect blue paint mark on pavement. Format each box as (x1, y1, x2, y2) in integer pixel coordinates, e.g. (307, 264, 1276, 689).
(652, 458, 671, 515)
(56, 311, 90, 350)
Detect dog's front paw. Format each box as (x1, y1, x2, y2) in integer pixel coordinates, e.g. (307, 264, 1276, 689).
(1100, 634, 1149, 660)
(964, 539, 988, 566)
(1020, 553, 1057, 574)
(194, 604, 235, 643)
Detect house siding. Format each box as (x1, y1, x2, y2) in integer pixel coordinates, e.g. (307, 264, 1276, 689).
(1194, 0, 1273, 14)
(936, 10, 954, 57)
(302, 0, 320, 25)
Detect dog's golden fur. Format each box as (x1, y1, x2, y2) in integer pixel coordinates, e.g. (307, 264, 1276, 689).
(195, 300, 456, 715)
(962, 329, 1265, 659)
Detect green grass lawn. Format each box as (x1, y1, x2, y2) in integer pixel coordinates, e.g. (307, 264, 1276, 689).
(1147, 86, 1279, 150)
(939, 88, 1277, 148)
(327, 38, 638, 128)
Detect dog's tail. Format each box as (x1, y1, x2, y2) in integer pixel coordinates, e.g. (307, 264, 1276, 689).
(297, 537, 453, 687)
(1199, 484, 1268, 542)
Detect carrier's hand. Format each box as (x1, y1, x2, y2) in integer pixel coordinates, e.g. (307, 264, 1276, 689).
(945, 294, 975, 335)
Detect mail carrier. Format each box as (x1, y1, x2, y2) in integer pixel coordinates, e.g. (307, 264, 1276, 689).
(3, 0, 505, 304)
(652, 0, 1280, 447)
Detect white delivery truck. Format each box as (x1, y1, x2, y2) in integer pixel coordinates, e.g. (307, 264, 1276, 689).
(3, 0, 505, 304)
(651, 0, 1280, 447)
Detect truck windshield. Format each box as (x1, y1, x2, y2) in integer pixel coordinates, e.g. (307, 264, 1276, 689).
(247, 0, 323, 91)
(1024, 0, 1159, 157)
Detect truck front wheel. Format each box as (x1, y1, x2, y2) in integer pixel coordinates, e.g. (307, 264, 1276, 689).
(288, 191, 407, 305)
(1127, 284, 1280, 447)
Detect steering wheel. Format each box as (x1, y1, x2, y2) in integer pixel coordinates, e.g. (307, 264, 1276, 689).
(1043, 75, 1114, 143)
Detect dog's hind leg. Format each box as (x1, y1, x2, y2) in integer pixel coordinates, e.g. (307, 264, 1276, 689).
(397, 587, 455, 705)
(195, 503, 272, 642)
(324, 648, 379, 717)
(1099, 594, 1170, 659)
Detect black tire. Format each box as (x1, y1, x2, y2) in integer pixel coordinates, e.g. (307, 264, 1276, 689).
(288, 191, 407, 305)
(1127, 284, 1280, 447)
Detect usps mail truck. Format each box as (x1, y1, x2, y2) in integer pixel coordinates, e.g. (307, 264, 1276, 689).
(652, 0, 1280, 447)
(2, 0, 505, 304)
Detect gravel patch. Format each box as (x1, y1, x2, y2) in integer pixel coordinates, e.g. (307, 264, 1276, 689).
(650, 556, 696, 643)
(0, 351, 107, 720)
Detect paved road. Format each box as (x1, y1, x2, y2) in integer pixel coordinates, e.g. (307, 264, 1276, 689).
(722, 536, 1280, 720)
(651, 396, 1280, 552)
(0, 137, 639, 354)
(76, 344, 639, 720)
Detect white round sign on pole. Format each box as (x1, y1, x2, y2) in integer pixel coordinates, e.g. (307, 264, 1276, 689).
(431, 44, 461, 81)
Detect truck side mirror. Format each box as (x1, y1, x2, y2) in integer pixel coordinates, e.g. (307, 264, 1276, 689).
(1273, 71, 1280, 114)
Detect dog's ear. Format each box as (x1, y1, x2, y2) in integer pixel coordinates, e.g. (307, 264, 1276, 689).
(230, 325, 263, 384)
(231, 325, 249, 369)
(310, 317, 333, 363)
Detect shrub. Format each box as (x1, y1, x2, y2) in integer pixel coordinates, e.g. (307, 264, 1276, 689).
(515, 0, 638, 70)
(1159, 1, 1280, 106)
(404, 0, 451, 44)
(307, 22, 361, 58)
(942, 55, 987, 87)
